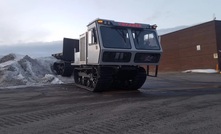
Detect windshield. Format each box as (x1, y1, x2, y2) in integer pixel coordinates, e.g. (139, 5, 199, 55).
(132, 30, 160, 50)
(100, 26, 131, 49)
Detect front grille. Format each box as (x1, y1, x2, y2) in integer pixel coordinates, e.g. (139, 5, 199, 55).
(134, 53, 160, 63)
(102, 52, 131, 62)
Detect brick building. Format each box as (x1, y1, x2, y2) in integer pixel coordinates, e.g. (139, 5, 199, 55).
(159, 20, 221, 72)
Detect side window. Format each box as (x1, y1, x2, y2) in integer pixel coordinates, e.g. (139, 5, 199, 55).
(88, 28, 97, 45)
(144, 33, 157, 47)
(88, 30, 92, 44)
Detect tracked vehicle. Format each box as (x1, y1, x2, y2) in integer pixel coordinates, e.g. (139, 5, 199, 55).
(52, 19, 162, 91)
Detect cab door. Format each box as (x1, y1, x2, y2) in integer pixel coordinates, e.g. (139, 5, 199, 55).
(87, 27, 100, 64)
(219, 50, 221, 70)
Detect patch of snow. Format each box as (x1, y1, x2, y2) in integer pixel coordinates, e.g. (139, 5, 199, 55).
(42, 74, 63, 84)
(0, 60, 16, 68)
(0, 53, 24, 68)
(182, 69, 218, 74)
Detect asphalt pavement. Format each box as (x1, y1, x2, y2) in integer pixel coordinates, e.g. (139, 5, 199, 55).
(0, 72, 221, 134)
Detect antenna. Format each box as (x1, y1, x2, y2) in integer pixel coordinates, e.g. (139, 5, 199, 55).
(213, 13, 216, 20)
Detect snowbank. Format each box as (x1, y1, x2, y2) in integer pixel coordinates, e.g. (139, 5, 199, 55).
(182, 69, 218, 74)
(0, 53, 73, 88)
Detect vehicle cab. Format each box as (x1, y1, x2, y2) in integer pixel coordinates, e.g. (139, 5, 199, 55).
(78, 19, 162, 66)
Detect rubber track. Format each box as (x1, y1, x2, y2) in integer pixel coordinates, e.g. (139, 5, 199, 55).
(128, 67, 147, 90)
(74, 67, 114, 92)
(74, 67, 146, 92)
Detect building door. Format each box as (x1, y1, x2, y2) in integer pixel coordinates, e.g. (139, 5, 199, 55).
(219, 50, 221, 70)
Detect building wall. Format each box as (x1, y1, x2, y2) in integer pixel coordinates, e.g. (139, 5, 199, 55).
(215, 21, 221, 70)
(159, 20, 219, 72)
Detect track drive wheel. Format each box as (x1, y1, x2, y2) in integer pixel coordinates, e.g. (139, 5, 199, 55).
(61, 62, 73, 77)
(73, 69, 80, 84)
(90, 67, 113, 92)
(128, 67, 146, 90)
(53, 62, 73, 77)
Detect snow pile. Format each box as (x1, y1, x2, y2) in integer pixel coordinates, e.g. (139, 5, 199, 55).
(0, 53, 72, 88)
(182, 69, 218, 74)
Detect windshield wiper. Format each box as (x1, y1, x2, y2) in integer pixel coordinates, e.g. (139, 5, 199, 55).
(116, 29, 127, 43)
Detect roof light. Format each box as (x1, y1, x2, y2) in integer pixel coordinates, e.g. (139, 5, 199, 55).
(104, 21, 107, 24)
(152, 24, 157, 29)
(97, 20, 103, 24)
